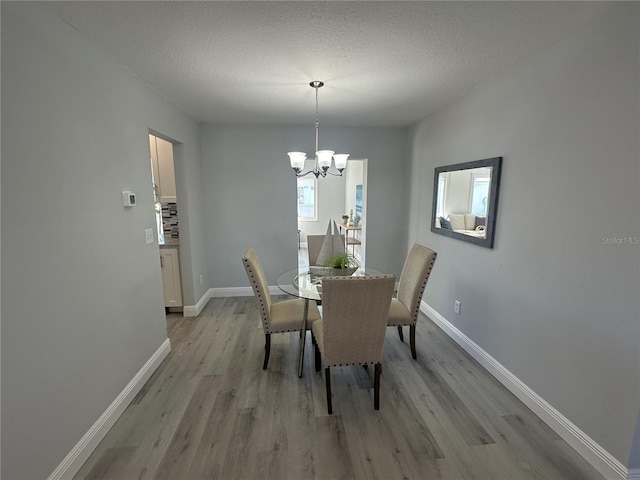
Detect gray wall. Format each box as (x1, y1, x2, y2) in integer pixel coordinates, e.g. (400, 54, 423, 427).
(1, 3, 206, 478)
(200, 125, 409, 287)
(407, 3, 639, 467)
(162, 137, 209, 306)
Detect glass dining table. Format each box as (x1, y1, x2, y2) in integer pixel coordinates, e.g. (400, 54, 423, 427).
(276, 266, 386, 377)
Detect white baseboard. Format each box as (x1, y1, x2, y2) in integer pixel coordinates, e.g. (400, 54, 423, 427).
(183, 288, 213, 317)
(183, 286, 294, 317)
(48, 339, 172, 480)
(211, 286, 254, 297)
(209, 286, 281, 298)
(421, 302, 629, 480)
(628, 469, 640, 480)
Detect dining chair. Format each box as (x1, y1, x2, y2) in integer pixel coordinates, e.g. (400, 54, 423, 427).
(307, 234, 346, 266)
(307, 234, 326, 266)
(388, 243, 437, 359)
(242, 247, 321, 370)
(311, 275, 395, 414)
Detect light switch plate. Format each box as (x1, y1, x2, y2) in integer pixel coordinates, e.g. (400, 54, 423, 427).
(144, 228, 154, 245)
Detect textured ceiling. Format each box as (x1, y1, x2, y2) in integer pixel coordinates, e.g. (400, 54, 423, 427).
(48, 1, 605, 127)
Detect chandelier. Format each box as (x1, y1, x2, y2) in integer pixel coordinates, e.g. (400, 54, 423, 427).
(288, 81, 349, 178)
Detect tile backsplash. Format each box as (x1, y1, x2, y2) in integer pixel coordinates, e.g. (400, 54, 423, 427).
(161, 202, 179, 237)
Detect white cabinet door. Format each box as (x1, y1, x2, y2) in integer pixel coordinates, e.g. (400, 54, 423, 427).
(160, 248, 182, 307)
(149, 134, 177, 203)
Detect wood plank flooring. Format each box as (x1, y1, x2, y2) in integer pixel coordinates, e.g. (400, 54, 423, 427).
(74, 292, 605, 479)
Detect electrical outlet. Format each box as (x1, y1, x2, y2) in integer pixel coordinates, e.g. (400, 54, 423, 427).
(454, 300, 461, 315)
(144, 228, 154, 245)
(200, 274, 204, 285)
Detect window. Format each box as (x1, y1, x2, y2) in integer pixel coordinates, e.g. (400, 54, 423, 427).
(470, 174, 490, 215)
(297, 178, 317, 221)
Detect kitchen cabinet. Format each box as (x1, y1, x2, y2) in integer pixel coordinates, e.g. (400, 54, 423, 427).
(149, 134, 177, 203)
(160, 247, 182, 307)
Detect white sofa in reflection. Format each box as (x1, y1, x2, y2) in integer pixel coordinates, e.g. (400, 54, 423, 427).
(437, 213, 486, 238)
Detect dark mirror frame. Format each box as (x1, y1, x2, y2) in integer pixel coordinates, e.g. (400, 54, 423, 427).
(431, 156, 502, 249)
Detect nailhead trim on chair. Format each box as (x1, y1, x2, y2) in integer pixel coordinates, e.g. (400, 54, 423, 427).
(408, 252, 437, 326)
(312, 332, 383, 368)
(242, 257, 271, 333)
(243, 255, 308, 335)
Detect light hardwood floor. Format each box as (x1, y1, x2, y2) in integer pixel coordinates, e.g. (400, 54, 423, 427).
(74, 259, 604, 479)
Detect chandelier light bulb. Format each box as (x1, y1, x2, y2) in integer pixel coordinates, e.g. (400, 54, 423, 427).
(288, 151, 306, 171)
(333, 154, 349, 170)
(316, 150, 335, 169)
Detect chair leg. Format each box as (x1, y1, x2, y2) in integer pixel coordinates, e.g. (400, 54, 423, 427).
(263, 333, 271, 370)
(397, 326, 404, 342)
(314, 338, 321, 372)
(325, 367, 333, 415)
(374, 363, 382, 410)
(410, 325, 417, 360)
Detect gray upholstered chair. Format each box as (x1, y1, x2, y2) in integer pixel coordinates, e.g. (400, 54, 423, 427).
(388, 243, 437, 359)
(311, 275, 395, 414)
(242, 248, 321, 370)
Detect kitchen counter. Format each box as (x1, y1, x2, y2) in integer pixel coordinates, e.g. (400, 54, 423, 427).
(158, 235, 180, 247)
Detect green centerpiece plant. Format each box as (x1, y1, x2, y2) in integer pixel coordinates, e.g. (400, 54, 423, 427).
(323, 253, 359, 275)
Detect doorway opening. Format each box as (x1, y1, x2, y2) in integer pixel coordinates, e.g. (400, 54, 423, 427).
(149, 132, 183, 313)
(297, 159, 368, 269)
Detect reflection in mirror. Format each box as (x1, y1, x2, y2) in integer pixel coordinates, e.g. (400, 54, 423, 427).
(431, 157, 502, 248)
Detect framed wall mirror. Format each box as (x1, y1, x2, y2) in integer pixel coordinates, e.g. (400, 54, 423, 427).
(431, 157, 502, 249)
